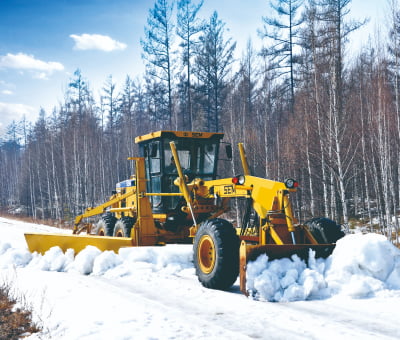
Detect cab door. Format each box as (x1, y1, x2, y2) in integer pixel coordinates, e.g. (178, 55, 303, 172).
(144, 141, 162, 210)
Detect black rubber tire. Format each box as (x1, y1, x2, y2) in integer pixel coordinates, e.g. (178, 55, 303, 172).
(304, 217, 345, 244)
(113, 217, 136, 237)
(96, 213, 117, 236)
(193, 218, 240, 290)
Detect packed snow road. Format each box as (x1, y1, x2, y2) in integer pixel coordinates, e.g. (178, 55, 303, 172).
(0, 217, 400, 339)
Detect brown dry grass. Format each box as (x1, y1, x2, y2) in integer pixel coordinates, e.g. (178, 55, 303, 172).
(0, 283, 41, 339)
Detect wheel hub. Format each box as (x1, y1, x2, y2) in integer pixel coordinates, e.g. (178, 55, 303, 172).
(198, 235, 215, 274)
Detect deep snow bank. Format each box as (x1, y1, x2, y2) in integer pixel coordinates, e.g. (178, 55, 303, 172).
(246, 233, 400, 302)
(0, 240, 194, 278)
(0, 232, 399, 303)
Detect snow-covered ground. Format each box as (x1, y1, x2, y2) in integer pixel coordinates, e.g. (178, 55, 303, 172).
(1, 216, 400, 340)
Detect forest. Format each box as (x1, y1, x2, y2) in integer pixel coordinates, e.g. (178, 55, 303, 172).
(1, 0, 399, 242)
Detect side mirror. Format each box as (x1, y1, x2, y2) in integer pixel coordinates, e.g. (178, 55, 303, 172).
(225, 144, 233, 160)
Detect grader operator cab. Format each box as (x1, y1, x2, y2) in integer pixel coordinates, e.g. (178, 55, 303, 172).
(25, 131, 344, 294)
(137, 131, 225, 227)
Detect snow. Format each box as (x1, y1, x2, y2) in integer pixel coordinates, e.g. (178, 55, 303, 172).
(1, 216, 400, 339)
(246, 233, 400, 301)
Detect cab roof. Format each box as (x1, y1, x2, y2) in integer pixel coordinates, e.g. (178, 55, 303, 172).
(135, 131, 224, 144)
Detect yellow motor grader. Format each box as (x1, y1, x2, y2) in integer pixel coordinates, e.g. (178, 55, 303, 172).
(25, 131, 344, 294)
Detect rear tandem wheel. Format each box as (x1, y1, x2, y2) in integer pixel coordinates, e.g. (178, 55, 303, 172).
(193, 218, 240, 290)
(95, 213, 117, 236)
(113, 216, 136, 237)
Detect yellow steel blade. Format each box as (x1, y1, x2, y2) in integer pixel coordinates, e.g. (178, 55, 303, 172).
(24, 233, 134, 254)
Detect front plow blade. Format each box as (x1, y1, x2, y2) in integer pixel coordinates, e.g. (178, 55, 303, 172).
(239, 241, 335, 295)
(25, 233, 135, 255)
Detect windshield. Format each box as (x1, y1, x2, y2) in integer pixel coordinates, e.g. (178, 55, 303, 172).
(163, 139, 218, 176)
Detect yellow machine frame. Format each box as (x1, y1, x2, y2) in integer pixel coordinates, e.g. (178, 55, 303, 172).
(25, 130, 339, 295)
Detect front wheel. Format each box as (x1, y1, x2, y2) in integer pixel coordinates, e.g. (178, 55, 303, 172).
(193, 218, 240, 290)
(304, 217, 345, 244)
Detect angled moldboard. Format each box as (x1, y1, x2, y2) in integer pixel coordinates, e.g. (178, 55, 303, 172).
(24, 233, 135, 254)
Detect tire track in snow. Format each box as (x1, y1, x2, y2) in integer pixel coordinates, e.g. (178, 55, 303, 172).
(279, 298, 400, 339)
(95, 274, 334, 340)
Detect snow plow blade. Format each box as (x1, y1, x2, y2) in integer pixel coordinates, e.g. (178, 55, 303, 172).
(239, 241, 335, 295)
(24, 233, 135, 255)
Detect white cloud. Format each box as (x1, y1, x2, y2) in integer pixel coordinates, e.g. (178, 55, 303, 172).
(0, 53, 64, 74)
(33, 72, 50, 80)
(1, 90, 13, 95)
(70, 33, 127, 52)
(0, 102, 37, 136)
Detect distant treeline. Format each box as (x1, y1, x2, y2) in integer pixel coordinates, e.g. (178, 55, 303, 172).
(1, 0, 400, 242)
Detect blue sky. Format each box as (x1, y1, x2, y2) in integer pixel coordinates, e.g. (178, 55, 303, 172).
(0, 0, 386, 137)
